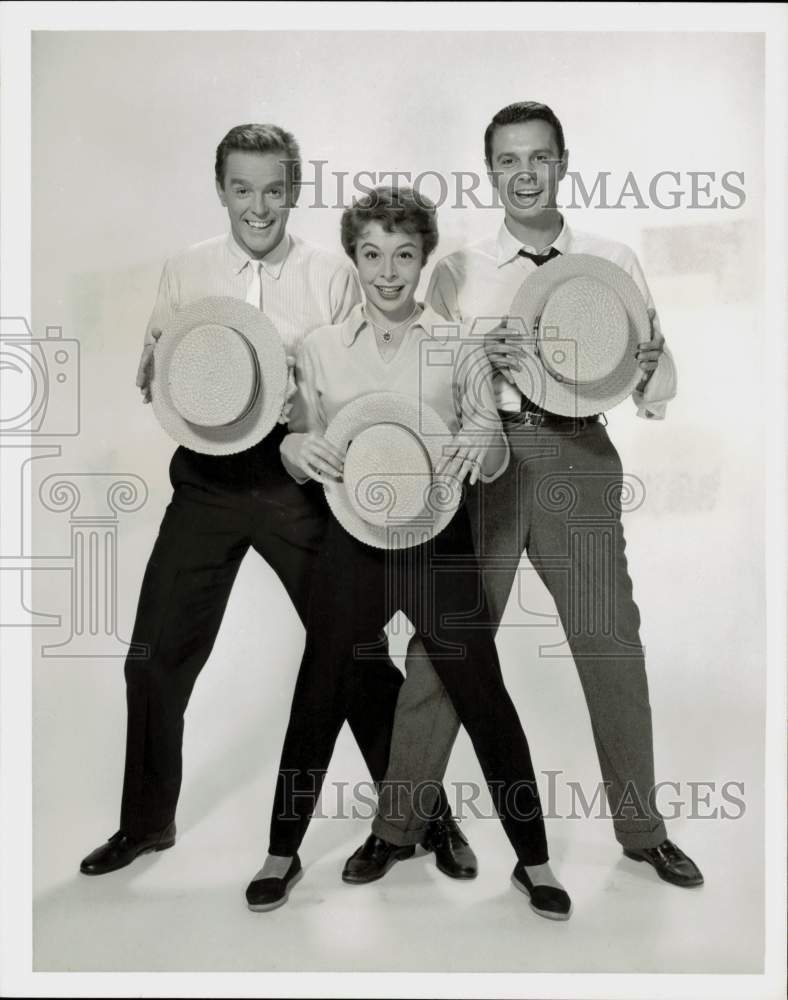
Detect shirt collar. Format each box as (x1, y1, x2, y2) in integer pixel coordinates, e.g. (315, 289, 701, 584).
(225, 231, 291, 278)
(339, 302, 451, 347)
(496, 216, 571, 267)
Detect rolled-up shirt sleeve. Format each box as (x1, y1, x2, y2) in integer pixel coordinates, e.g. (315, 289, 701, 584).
(144, 259, 178, 348)
(625, 251, 677, 420)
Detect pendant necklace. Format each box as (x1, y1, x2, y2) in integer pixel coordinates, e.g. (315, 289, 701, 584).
(367, 304, 421, 343)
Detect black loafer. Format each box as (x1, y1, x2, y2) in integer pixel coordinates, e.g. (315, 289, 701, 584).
(79, 821, 176, 876)
(246, 855, 303, 912)
(342, 834, 415, 884)
(623, 838, 704, 887)
(511, 863, 572, 921)
(422, 816, 478, 880)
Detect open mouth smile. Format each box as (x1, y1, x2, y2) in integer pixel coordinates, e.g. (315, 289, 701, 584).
(245, 219, 275, 231)
(375, 285, 405, 299)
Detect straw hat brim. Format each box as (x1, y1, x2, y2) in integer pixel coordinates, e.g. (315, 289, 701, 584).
(323, 392, 463, 550)
(151, 296, 288, 455)
(508, 254, 649, 417)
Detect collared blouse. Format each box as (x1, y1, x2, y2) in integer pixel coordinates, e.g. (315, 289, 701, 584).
(285, 302, 509, 483)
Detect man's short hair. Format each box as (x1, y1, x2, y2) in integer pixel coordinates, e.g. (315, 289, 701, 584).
(484, 102, 566, 166)
(340, 186, 439, 262)
(214, 123, 301, 190)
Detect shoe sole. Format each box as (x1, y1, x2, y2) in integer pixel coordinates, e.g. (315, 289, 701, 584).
(622, 850, 704, 888)
(510, 873, 572, 921)
(247, 868, 304, 912)
(79, 838, 176, 876)
(342, 846, 415, 885)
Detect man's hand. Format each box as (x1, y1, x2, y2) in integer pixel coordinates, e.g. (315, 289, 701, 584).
(281, 432, 345, 484)
(636, 308, 665, 388)
(434, 431, 494, 487)
(136, 330, 163, 404)
(277, 355, 298, 425)
(484, 317, 527, 385)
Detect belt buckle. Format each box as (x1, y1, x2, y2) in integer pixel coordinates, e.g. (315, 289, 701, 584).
(522, 410, 544, 427)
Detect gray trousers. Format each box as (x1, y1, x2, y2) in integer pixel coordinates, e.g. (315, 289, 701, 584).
(375, 417, 668, 850)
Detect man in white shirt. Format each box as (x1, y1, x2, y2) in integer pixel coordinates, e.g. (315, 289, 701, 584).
(418, 101, 703, 888)
(79, 124, 469, 880)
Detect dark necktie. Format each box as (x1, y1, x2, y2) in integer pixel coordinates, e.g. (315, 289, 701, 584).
(516, 245, 562, 416)
(518, 246, 561, 266)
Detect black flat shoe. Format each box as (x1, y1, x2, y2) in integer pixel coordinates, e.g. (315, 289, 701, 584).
(511, 863, 572, 921)
(422, 816, 478, 880)
(79, 822, 176, 876)
(246, 855, 303, 912)
(623, 839, 704, 887)
(342, 834, 415, 884)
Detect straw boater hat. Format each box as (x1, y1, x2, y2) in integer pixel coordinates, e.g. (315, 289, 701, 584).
(151, 296, 288, 455)
(323, 392, 463, 550)
(507, 254, 650, 417)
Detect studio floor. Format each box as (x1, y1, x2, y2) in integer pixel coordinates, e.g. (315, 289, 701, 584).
(33, 741, 761, 975)
(32, 488, 766, 975)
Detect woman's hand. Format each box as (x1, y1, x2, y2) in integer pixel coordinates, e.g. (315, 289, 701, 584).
(281, 432, 345, 484)
(434, 431, 492, 487)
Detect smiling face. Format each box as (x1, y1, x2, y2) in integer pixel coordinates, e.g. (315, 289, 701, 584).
(355, 222, 425, 320)
(488, 119, 568, 225)
(216, 150, 291, 259)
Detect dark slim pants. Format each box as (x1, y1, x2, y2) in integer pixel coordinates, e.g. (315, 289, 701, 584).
(119, 433, 418, 839)
(268, 507, 549, 866)
(379, 416, 668, 850)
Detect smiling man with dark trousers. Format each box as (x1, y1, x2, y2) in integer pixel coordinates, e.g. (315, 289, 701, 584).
(358, 101, 704, 889)
(79, 123, 472, 881)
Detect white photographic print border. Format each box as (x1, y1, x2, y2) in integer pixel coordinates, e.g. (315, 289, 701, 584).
(1, 2, 786, 998)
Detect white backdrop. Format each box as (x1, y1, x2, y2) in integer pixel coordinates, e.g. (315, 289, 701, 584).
(28, 28, 767, 977)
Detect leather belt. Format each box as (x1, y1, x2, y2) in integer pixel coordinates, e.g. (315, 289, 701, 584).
(499, 408, 604, 429)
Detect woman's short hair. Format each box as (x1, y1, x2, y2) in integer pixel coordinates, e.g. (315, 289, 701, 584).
(214, 123, 301, 190)
(340, 186, 439, 262)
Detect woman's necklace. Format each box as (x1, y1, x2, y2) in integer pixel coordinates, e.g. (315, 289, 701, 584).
(366, 304, 421, 343)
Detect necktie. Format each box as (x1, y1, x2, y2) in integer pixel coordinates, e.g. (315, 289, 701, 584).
(245, 259, 263, 310)
(518, 246, 561, 266)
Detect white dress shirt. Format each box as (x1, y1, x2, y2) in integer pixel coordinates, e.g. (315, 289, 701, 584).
(144, 232, 361, 355)
(425, 218, 677, 419)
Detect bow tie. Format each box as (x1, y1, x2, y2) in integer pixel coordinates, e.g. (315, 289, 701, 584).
(518, 246, 561, 266)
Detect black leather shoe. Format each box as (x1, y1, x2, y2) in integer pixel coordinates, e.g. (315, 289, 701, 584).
(623, 838, 704, 887)
(422, 816, 478, 880)
(511, 863, 572, 921)
(342, 834, 415, 884)
(79, 821, 176, 875)
(246, 855, 303, 912)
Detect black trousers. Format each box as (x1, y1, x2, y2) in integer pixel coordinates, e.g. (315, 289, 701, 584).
(268, 506, 550, 866)
(119, 431, 410, 838)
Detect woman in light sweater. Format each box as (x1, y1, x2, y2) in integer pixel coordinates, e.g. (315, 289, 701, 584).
(246, 186, 571, 920)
